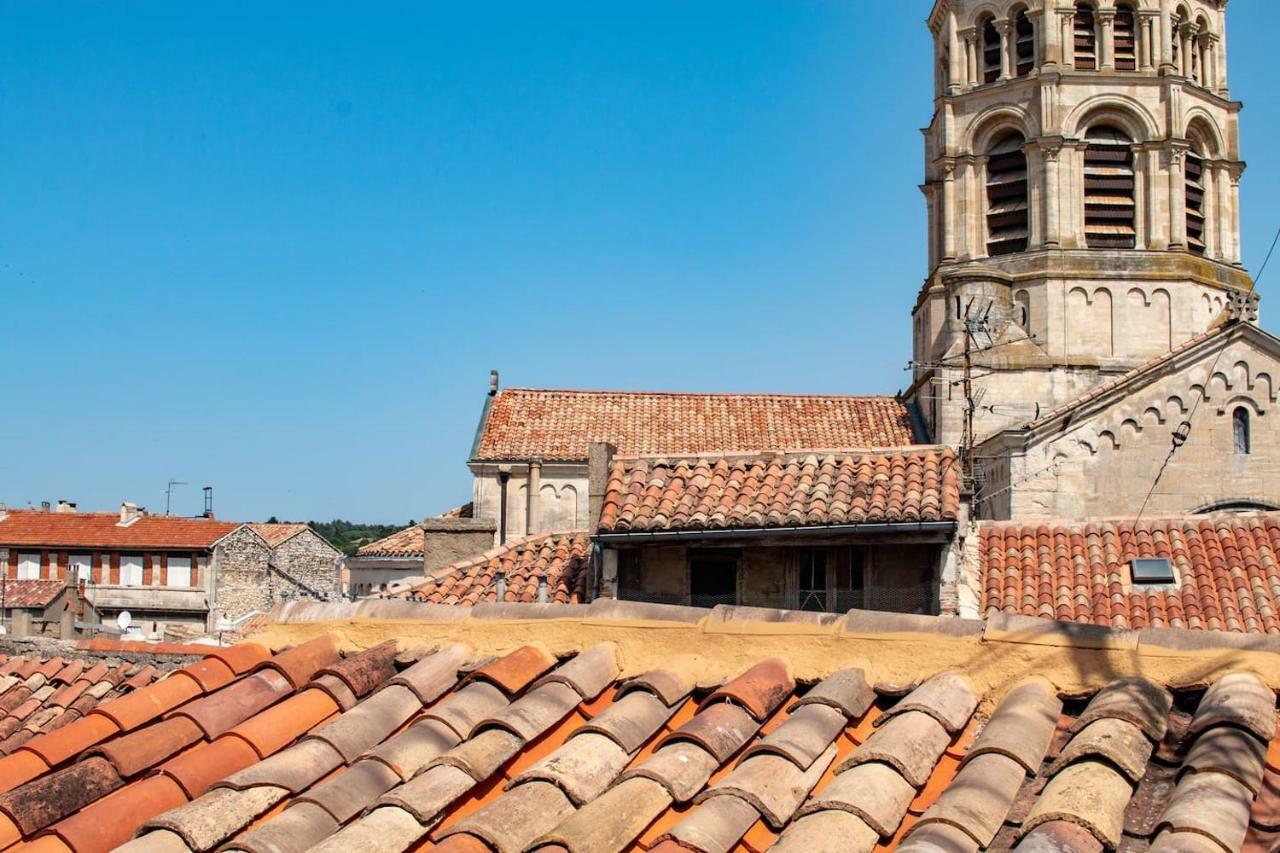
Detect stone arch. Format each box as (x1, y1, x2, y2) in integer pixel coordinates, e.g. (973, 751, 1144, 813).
(963, 1, 1009, 30)
(1219, 394, 1263, 416)
(1066, 286, 1114, 358)
(967, 105, 1040, 154)
(1152, 289, 1173, 352)
(1064, 95, 1160, 142)
(1184, 111, 1226, 158)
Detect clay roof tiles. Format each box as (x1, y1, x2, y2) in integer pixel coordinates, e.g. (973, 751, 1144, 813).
(474, 388, 920, 463)
(979, 513, 1280, 634)
(356, 525, 425, 558)
(0, 510, 238, 550)
(248, 523, 313, 548)
(386, 532, 591, 605)
(0, 580, 65, 609)
(599, 447, 962, 534)
(1, 610, 1278, 852)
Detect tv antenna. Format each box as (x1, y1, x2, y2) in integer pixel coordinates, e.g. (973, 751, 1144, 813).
(164, 479, 188, 516)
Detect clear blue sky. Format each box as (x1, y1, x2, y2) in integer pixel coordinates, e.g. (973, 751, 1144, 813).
(2, 2, 1277, 524)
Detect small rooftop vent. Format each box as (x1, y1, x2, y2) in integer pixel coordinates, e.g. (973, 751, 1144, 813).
(1131, 558, 1176, 586)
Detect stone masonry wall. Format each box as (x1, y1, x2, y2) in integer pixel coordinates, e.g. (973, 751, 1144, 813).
(211, 526, 271, 623)
(271, 530, 341, 597)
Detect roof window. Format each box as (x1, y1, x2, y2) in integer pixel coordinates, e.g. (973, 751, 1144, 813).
(1131, 557, 1176, 585)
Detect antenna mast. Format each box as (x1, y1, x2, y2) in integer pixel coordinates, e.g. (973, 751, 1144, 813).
(164, 479, 188, 516)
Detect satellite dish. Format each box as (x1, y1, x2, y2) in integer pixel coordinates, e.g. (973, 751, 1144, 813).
(116, 611, 132, 632)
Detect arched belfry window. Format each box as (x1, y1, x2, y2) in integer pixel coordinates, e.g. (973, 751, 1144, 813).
(986, 133, 1029, 256)
(1114, 5, 1138, 71)
(1015, 9, 1035, 76)
(1186, 147, 1207, 256)
(1074, 3, 1098, 70)
(982, 17, 1001, 83)
(1234, 408, 1251, 455)
(1084, 126, 1137, 249)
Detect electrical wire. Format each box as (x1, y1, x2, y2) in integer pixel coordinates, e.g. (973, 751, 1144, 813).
(1255, 223, 1280, 286)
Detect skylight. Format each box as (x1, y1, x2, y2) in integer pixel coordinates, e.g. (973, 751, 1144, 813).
(1131, 558, 1176, 585)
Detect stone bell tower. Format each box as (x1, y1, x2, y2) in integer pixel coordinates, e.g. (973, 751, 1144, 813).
(911, 0, 1252, 448)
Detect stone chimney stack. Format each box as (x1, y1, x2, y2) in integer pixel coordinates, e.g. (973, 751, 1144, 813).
(489, 369, 500, 397)
(55, 500, 77, 514)
(119, 502, 145, 524)
(587, 442, 617, 532)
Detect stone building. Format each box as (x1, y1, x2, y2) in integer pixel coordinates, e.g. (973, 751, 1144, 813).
(210, 523, 342, 623)
(468, 371, 923, 545)
(910, 0, 1276, 519)
(591, 444, 964, 615)
(346, 513, 497, 597)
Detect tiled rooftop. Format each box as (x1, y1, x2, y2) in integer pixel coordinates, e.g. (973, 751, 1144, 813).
(473, 389, 920, 463)
(356, 526, 425, 558)
(384, 533, 591, 605)
(247, 524, 312, 549)
(598, 448, 960, 534)
(0, 608, 1275, 852)
(0, 580, 65, 609)
(0, 511, 238, 550)
(0, 653, 161, 762)
(980, 514, 1280, 634)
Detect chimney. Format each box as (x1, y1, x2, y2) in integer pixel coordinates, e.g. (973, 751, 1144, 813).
(203, 486, 214, 519)
(0, 503, 7, 522)
(489, 369, 500, 397)
(587, 442, 617, 532)
(119, 502, 144, 524)
(55, 500, 77, 514)
(41, 501, 51, 512)
(526, 457, 542, 535)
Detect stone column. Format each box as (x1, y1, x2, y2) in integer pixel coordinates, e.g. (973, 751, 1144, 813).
(1059, 10, 1077, 68)
(942, 159, 958, 261)
(1143, 146, 1166, 249)
(1216, 8, 1229, 94)
(1024, 141, 1044, 249)
(1167, 144, 1188, 251)
(996, 20, 1014, 80)
(948, 16, 964, 95)
(1099, 10, 1117, 71)
(526, 458, 542, 535)
(1181, 23, 1196, 79)
(960, 28, 978, 87)
(1158, 1, 1176, 74)
(1041, 138, 1064, 247)
(1038, 7, 1060, 67)
(1132, 142, 1148, 250)
(1228, 163, 1245, 266)
(1138, 12, 1157, 71)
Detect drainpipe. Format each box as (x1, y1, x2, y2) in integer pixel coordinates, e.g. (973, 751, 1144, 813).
(526, 457, 542, 536)
(498, 468, 511, 545)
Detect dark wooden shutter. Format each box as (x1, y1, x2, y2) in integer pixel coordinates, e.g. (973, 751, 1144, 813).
(983, 18, 1002, 83)
(1016, 11, 1036, 76)
(987, 134, 1029, 256)
(1114, 6, 1137, 71)
(1074, 5, 1098, 70)
(1084, 126, 1137, 249)
(1186, 151, 1206, 255)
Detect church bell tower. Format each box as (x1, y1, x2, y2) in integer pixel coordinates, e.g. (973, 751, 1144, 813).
(912, 0, 1252, 447)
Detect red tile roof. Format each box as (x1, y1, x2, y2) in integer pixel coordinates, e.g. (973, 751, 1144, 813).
(0, 581, 64, 609)
(385, 532, 590, 605)
(980, 514, 1280, 634)
(0, 622, 1261, 853)
(355, 526, 424, 558)
(599, 448, 961, 534)
(0, 511, 238, 551)
(474, 389, 919, 462)
(248, 524, 311, 549)
(0, 654, 162, 767)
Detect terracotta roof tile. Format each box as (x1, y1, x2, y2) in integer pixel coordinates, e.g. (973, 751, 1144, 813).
(979, 513, 1280, 634)
(600, 447, 961, 534)
(389, 533, 591, 606)
(0, 509, 238, 550)
(0, 580, 65, 608)
(474, 388, 919, 463)
(4, 623, 1278, 853)
(356, 525, 425, 558)
(248, 523, 313, 548)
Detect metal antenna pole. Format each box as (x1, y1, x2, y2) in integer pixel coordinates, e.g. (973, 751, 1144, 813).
(164, 480, 189, 516)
